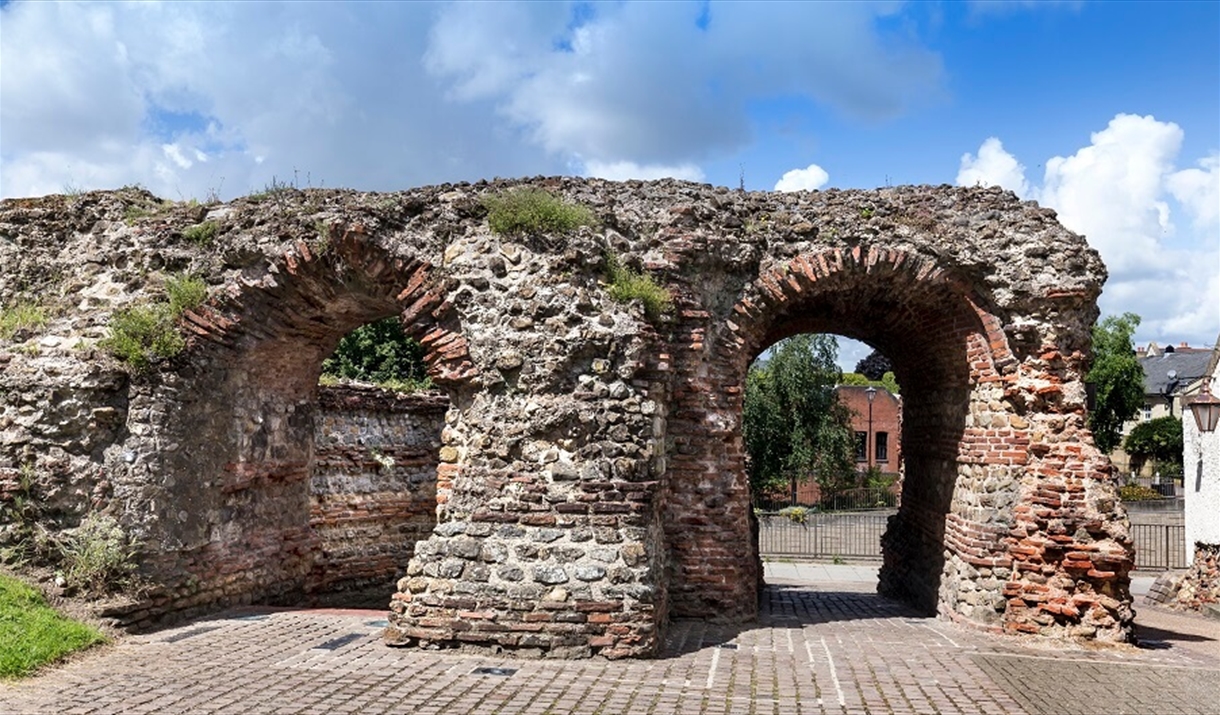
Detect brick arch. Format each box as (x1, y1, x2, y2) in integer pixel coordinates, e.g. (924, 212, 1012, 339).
(662, 245, 1031, 628)
(137, 223, 473, 614)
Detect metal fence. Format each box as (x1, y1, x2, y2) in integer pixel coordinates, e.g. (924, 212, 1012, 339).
(1131, 523, 1188, 571)
(757, 510, 891, 560)
(753, 486, 899, 514)
(757, 509, 1188, 571)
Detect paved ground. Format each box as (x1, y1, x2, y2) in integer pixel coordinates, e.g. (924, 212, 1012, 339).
(2, 564, 1216, 715)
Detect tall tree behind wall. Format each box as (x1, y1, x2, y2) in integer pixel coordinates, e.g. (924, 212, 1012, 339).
(321, 317, 430, 390)
(1087, 312, 1145, 453)
(743, 334, 856, 501)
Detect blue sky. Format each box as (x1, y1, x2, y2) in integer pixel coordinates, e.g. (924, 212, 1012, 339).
(1, 1, 1217, 367)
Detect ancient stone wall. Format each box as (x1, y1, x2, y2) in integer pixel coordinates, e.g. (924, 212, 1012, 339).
(0, 178, 1135, 652)
(308, 385, 445, 605)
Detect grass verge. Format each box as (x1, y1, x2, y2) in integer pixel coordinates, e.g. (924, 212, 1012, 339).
(0, 573, 105, 679)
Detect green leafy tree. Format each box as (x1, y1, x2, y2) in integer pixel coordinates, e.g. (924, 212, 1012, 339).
(854, 349, 893, 381)
(1087, 313, 1145, 452)
(321, 317, 429, 389)
(743, 335, 857, 500)
(1123, 415, 1183, 472)
(840, 371, 900, 394)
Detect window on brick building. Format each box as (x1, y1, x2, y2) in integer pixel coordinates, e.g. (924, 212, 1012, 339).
(855, 431, 867, 462)
(876, 432, 888, 462)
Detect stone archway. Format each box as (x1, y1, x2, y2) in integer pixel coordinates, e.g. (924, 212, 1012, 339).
(0, 179, 1134, 650)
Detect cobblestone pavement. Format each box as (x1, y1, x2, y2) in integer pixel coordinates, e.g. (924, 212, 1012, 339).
(3, 576, 1217, 715)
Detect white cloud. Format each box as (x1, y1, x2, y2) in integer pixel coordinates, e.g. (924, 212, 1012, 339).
(0, 2, 944, 201)
(955, 137, 1030, 198)
(1167, 154, 1220, 229)
(774, 164, 830, 192)
(959, 114, 1219, 349)
(424, 1, 942, 171)
(582, 160, 705, 182)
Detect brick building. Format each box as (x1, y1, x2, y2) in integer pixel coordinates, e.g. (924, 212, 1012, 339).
(836, 385, 903, 476)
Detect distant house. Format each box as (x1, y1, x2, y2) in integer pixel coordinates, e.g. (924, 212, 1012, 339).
(1111, 341, 1216, 477)
(835, 385, 903, 476)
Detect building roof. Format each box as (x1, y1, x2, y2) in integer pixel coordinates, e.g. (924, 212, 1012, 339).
(1140, 348, 1213, 396)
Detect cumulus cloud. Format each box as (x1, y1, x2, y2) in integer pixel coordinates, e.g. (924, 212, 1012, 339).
(956, 138, 1030, 198)
(958, 114, 1219, 348)
(424, 1, 942, 171)
(582, 160, 705, 182)
(0, 2, 567, 200)
(0, 1, 943, 200)
(774, 164, 830, 192)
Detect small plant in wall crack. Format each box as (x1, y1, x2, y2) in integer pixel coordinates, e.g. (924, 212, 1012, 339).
(101, 273, 208, 372)
(482, 188, 596, 238)
(603, 252, 672, 320)
(370, 449, 396, 471)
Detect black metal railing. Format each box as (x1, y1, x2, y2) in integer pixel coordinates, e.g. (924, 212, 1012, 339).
(757, 511, 891, 560)
(756, 510, 1187, 570)
(753, 485, 899, 513)
(1131, 523, 1188, 571)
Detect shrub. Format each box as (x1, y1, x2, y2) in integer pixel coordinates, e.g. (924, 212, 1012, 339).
(483, 188, 595, 237)
(1119, 484, 1163, 501)
(57, 513, 140, 596)
(604, 253, 672, 319)
(101, 304, 184, 371)
(101, 274, 206, 371)
(182, 221, 218, 246)
(0, 302, 49, 340)
(778, 506, 808, 524)
(165, 274, 207, 315)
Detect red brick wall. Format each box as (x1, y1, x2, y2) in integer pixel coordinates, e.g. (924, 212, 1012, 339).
(837, 385, 903, 474)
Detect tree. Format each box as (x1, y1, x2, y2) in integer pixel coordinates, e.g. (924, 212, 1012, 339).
(1086, 313, 1145, 452)
(321, 317, 429, 389)
(855, 349, 893, 381)
(840, 371, 901, 395)
(1123, 416, 1183, 473)
(743, 334, 856, 500)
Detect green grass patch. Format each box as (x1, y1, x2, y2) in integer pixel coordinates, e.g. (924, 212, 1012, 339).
(604, 253, 672, 320)
(182, 221, 218, 246)
(482, 188, 596, 237)
(0, 573, 105, 679)
(0, 302, 49, 340)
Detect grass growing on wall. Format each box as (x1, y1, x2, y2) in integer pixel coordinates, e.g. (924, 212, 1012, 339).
(482, 188, 596, 237)
(101, 274, 207, 372)
(604, 253, 672, 319)
(0, 302, 50, 341)
(0, 573, 105, 678)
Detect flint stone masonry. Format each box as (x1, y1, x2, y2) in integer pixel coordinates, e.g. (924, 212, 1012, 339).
(0, 178, 1134, 655)
(308, 384, 445, 605)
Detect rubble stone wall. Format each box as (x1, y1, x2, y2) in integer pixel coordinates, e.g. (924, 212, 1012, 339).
(0, 178, 1134, 653)
(308, 385, 446, 605)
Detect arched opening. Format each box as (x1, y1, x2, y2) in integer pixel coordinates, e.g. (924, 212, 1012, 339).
(746, 335, 902, 585)
(663, 247, 1018, 627)
(137, 226, 473, 617)
(308, 317, 444, 607)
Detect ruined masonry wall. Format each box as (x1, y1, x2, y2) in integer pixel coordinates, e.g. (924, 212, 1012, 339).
(0, 179, 1134, 655)
(308, 385, 446, 604)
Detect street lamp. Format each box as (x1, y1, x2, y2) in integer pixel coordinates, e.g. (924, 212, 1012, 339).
(1187, 380, 1220, 433)
(865, 386, 877, 470)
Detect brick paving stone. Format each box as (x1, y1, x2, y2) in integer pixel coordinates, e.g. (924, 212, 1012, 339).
(2, 579, 1217, 715)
